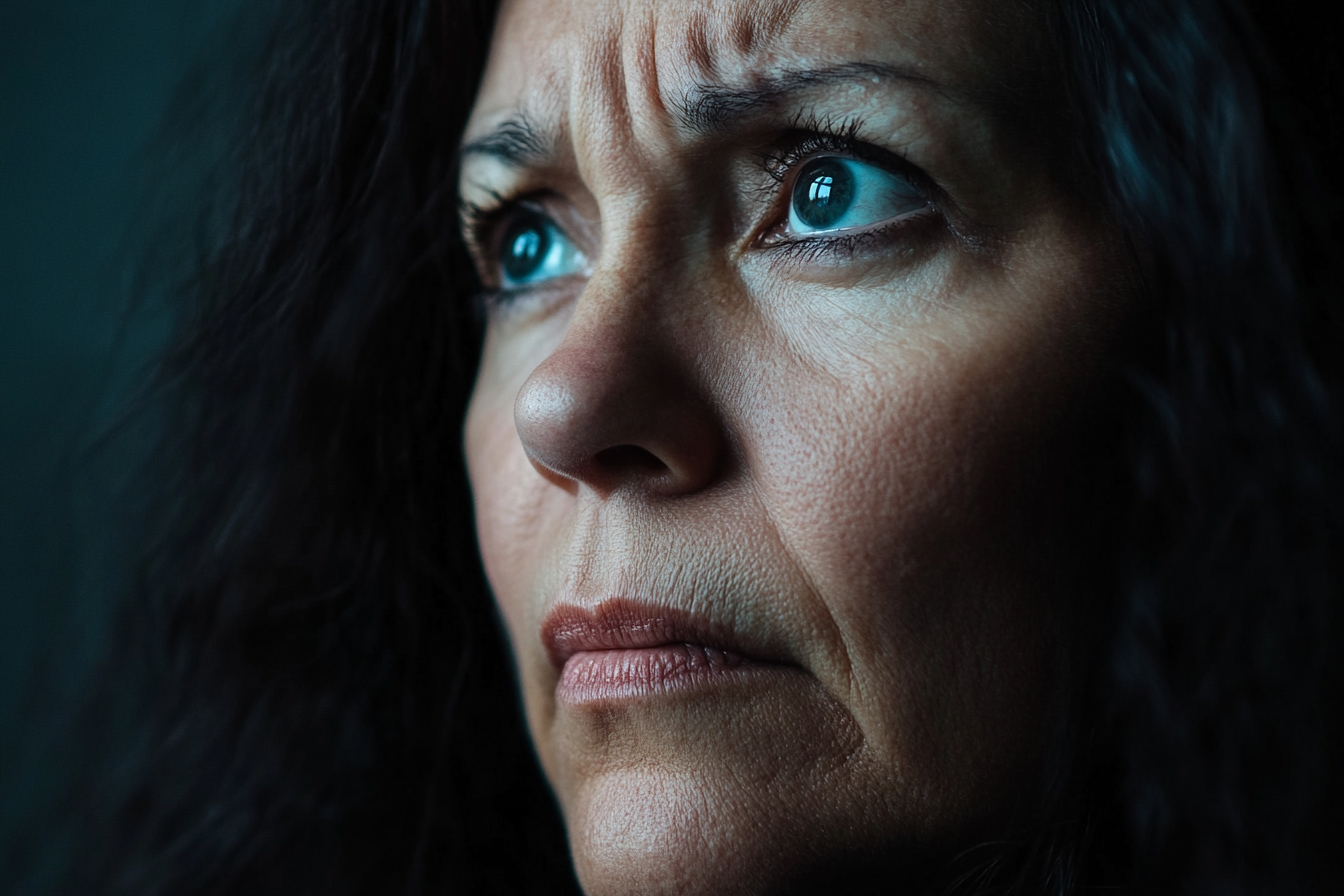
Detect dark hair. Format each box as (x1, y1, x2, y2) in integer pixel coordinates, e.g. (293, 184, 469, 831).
(72, 0, 1342, 893)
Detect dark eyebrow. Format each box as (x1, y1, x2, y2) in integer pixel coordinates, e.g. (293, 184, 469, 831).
(459, 113, 555, 167)
(677, 62, 941, 135)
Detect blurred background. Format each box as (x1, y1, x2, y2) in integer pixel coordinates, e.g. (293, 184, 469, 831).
(1, 0, 239, 886)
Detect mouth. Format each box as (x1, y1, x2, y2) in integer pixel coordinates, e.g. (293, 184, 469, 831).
(541, 598, 790, 704)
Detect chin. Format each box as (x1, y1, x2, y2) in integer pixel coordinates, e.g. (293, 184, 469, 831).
(564, 766, 954, 896)
(546, 675, 862, 894)
(540, 672, 998, 896)
(567, 771, 853, 896)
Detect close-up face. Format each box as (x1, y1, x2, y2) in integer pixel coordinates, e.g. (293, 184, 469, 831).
(460, 0, 1132, 892)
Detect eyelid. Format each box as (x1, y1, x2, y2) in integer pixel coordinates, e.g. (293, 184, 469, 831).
(751, 122, 938, 254)
(459, 195, 591, 316)
(761, 119, 934, 198)
(459, 194, 552, 283)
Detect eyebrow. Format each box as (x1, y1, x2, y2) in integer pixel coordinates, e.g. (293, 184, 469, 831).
(678, 61, 940, 134)
(459, 62, 941, 168)
(459, 113, 555, 168)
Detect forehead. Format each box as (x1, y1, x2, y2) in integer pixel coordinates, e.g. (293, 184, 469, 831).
(465, 0, 1049, 141)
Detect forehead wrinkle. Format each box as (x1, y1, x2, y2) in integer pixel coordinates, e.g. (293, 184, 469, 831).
(672, 0, 799, 87)
(572, 4, 729, 196)
(628, 3, 673, 139)
(724, 0, 806, 57)
(568, 8, 647, 191)
(683, 11, 717, 82)
(568, 0, 822, 171)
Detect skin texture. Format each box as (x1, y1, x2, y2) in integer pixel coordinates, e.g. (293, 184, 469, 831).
(460, 0, 1132, 892)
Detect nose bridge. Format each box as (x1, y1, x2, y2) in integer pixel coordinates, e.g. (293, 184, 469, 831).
(546, 256, 668, 407)
(568, 108, 705, 359)
(583, 202, 687, 338)
(512, 198, 721, 498)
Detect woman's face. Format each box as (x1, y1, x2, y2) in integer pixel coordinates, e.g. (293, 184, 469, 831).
(461, 0, 1128, 892)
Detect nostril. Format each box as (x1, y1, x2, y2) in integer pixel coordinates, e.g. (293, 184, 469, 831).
(513, 346, 721, 495)
(593, 445, 668, 476)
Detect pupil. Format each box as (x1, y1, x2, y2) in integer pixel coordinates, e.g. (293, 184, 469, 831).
(792, 158, 855, 230)
(502, 213, 550, 282)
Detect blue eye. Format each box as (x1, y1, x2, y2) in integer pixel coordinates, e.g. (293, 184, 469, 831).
(787, 156, 927, 235)
(499, 210, 586, 287)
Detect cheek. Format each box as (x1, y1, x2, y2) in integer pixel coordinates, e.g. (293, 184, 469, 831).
(740, 308, 1062, 588)
(464, 388, 552, 639)
(464, 319, 578, 641)
(731, 294, 1098, 813)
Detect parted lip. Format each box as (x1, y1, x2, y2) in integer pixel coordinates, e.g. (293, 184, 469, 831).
(541, 597, 782, 672)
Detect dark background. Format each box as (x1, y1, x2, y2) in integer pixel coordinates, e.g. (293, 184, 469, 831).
(1, 0, 238, 886)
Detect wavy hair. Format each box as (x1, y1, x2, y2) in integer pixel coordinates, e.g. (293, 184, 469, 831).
(78, 0, 1340, 893)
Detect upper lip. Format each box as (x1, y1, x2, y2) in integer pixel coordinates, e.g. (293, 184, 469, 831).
(541, 597, 779, 671)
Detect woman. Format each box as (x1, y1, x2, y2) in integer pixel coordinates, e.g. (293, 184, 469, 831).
(82, 0, 1339, 893)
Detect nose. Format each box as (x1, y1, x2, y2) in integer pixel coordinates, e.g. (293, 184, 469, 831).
(513, 282, 723, 498)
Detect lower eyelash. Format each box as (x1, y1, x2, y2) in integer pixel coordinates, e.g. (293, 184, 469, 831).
(761, 210, 936, 264)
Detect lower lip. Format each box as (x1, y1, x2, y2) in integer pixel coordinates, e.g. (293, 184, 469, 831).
(557, 643, 764, 704)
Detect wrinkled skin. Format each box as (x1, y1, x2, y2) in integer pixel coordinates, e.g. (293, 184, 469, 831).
(460, 0, 1131, 892)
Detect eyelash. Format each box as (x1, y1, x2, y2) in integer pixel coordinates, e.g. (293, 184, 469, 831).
(760, 113, 880, 183)
(755, 113, 938, 258)
(459, 191, 509, 271)
(459, 194, 527, 313)
(460, 114, 938, 299)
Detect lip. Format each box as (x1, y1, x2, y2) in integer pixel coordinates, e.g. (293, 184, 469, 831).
(542, 598, 789, 704)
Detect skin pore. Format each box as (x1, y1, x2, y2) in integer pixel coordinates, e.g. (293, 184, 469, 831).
(460, 0, 1131, 893)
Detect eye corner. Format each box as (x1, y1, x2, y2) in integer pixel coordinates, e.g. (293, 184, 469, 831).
(476, 204, 588, 293)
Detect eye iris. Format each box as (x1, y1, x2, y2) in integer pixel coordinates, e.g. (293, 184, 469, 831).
(792, 158, 855, 230)
(501, 213, 550, 282)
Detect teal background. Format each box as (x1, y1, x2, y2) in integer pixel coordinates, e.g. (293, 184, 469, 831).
(1, 1, 239, 886)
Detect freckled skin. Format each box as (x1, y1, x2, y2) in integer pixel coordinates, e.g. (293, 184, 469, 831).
(461, 0, 1132, 893)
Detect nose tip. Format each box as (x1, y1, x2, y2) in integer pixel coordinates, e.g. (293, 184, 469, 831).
(513, 344, 721, 498)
